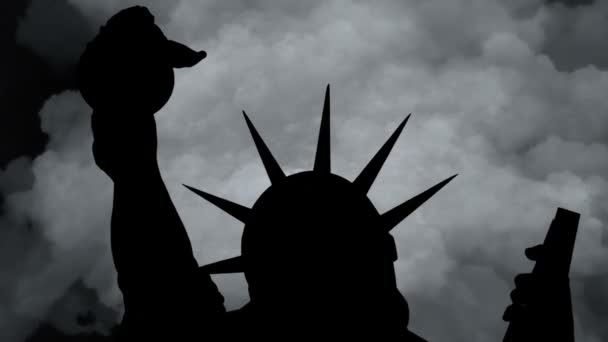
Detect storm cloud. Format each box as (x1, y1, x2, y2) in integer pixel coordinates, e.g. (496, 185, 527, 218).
(2, 0, 608, 341)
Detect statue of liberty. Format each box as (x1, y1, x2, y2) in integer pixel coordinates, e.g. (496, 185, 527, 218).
(79, 6, 579, 341)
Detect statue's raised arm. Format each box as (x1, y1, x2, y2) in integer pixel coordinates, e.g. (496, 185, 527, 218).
(79, 6, 224, 340)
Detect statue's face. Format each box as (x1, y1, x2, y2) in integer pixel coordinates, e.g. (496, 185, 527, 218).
(241, 172, 400, 315)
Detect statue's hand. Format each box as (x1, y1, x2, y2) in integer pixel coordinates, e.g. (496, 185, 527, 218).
(503, 244, 575, 342)
(81, 6, 206, 181)
(79, 5, 206, 115)
(91, 111, 158, 182)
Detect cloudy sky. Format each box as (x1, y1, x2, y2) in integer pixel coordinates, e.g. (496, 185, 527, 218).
(2, 0, 608, 341)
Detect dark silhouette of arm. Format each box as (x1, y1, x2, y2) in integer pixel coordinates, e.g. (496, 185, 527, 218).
(92, 113, 225, 339)
(112, 162, 226, 338)
(80, 6, 225, 338)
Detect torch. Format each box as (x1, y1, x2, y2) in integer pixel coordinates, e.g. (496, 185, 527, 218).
(78, 6, 206, 116)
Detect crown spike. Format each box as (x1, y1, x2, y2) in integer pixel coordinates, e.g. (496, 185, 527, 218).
(381, 174, 457, 231)
(184, 184, 250, 223)
(354, 114, 411, 193)
(313, 84, 331, 173)
(242, 111, 286, 183)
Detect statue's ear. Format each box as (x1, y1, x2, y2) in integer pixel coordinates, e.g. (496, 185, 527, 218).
(166, 39, 207, 68)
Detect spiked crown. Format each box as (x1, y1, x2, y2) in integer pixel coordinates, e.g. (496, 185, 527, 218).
(184, 85, 456, 321)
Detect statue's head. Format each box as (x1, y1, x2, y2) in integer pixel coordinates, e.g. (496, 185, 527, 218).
(78, 6, 206, 115)
(185, 86, 456, 335)
(242, 171, 397, 306)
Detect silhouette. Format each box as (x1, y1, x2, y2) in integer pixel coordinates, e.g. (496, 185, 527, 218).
(503, 208, 579, 342)
(79, 6, 580, 341)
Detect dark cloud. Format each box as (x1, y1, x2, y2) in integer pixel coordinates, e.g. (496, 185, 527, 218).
(23, 280, 119, 342)
(16, 0, 94, 75)
(0, 0, 86, 168)
(0, 33, 51, 168)
(44, 280, 119, 336)
(1, 1, 116, 341)
(540, 1, 608, 71)
(0, 210, 51, 342)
